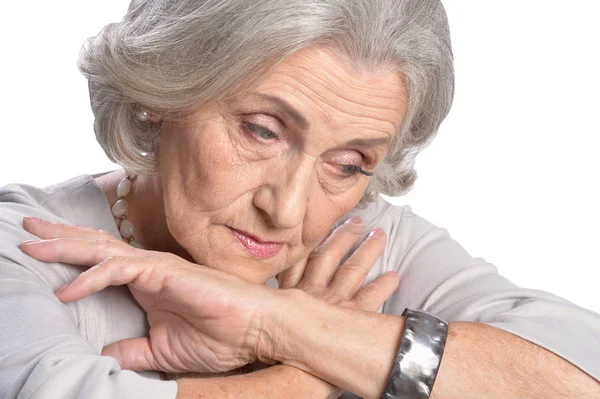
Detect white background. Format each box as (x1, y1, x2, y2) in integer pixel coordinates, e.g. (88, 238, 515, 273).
(1, 1, 598, 313)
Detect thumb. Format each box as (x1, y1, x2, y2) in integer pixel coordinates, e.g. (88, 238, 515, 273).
(101, 337, 160, 371)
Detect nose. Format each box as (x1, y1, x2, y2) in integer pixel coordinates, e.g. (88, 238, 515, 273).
(253, 155, 315, 230)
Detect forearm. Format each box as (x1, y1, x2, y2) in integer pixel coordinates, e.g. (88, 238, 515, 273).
(431, 321, 600, 399)
(176, 364, 341, 399)
(267, 289, 600, 399)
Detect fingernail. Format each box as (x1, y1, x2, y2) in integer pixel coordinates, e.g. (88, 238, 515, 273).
(21, 240, 41, 245)
(345, 216, 362, 224)
(23, 217, 45, 223)
(368, 228, 384, 238)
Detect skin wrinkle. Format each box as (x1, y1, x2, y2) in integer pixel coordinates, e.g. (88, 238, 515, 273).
(265, 52, 405, 126)
(268, 86, 399, 155)
(254, 82, 394, 167)
(262, 73, 401, 136)
(251, 94, 310, 131)
(117, 45, 406, 284)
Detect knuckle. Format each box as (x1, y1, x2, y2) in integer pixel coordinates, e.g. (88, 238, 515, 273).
(358, 283, 380, 300)
(99, 255, 129, 267)
(341, 223, 362, 236)
(106, 255, 129, 263)
(339, 262, 369, 276)
(321, 291, 344, 305)
(308, 244, 328, 258)
(86, 227, 113, 238)
(308, 247, 338, 265)
(91, 238, 120, 249)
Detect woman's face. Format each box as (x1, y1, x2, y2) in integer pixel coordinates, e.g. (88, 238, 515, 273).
(158, 46, 407, 283)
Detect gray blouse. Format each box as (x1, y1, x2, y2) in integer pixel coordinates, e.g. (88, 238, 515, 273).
(1, 174, 598, 398)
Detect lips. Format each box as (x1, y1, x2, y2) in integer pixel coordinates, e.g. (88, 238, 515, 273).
(229, 227, 283, 259)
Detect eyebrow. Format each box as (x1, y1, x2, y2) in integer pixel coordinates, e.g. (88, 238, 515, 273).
(254, 93, 310, 130)
(252, 93, 392, 148)
(345, 137, 391, 148)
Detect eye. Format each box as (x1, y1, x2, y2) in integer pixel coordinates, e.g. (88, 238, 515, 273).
(338, 164, 374, 177)
(241, 122, 278, 141)
(323, 150, 375, 178)
(323, 161, 374, 178)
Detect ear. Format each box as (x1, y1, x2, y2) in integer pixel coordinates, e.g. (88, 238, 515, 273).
(148, 111, 163, 123)
(136, 106, 164, 123)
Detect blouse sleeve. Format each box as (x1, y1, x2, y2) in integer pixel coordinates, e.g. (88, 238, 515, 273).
(378, 205, 600, 381)
(0, 200, 178, 398)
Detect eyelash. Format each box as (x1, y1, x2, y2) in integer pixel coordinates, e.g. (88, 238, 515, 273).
(241, 121, 278, 141)
(339, 165, 374, 177)
(240, 121, 374, 177)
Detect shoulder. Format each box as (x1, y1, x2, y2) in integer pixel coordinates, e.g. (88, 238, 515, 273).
(0, 174, 119, 287)
(0, 174, 120, 240)
(353, 195, 445, 265)
(0, 175, 148, 349)
(0, 174, 98, 222)
(351, 196, 473, 293)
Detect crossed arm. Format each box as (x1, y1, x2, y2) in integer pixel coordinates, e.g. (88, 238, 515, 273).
(18, 217, 600, 399)
(176, 314, 600, 399)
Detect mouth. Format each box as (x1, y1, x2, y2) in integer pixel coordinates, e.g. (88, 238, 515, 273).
(228, 227, 284, 259)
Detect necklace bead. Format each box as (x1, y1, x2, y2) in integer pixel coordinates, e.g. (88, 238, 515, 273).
(119, 219, 135, 238)
(111, 199, 128, 217)
(117, 177, 132, 197)
(113, 175, 142, 248)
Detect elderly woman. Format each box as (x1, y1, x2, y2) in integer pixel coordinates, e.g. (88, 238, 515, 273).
(1, 0, 599, 398)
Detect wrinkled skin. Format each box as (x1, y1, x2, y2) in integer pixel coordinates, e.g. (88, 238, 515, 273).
(118, 45, 407, 283)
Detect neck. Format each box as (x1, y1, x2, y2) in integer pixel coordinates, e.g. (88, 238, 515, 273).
(95, 169, 193, 261)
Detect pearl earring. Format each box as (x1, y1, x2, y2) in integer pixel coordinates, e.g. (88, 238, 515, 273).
(136, 108, 150, 122)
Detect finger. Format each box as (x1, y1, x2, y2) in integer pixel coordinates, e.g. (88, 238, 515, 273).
(20, 237, 134, 267)
(277, 258, 309, 288)
(22, 217, 116, 241)
(300, 216, 363, 286)
(329, 228, 387, 297)
(352, 271, 400, 312)
(56, 256, 145, 302)
(102, 337, 160, 372)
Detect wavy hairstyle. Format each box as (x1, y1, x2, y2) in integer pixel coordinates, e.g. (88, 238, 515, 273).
(78, 0, 454, 206)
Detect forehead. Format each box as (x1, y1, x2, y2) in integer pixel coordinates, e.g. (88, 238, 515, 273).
(250, 46, 407, 136)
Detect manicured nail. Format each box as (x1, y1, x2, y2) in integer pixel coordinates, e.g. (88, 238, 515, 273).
(23, 217, 45, 223)
(368, 228, 384, 238)
(345, 216, 362, 224)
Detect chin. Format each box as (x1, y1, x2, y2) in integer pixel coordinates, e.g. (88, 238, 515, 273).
(190, 226, 291, 283)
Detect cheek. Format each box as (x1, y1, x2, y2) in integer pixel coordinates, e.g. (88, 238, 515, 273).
(301, 190, 359, 250)
(159, 122, 268, 223)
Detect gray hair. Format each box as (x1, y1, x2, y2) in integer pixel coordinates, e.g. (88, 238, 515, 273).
(78, 0, 454, 204)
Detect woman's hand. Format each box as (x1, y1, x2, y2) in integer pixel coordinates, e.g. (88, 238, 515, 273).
(170, 216, 399, 399)
(19, 216, 399, 383)
(273, 216, 399, 398)
(20, 217, 272, 374)
(278, 216, 399, 312)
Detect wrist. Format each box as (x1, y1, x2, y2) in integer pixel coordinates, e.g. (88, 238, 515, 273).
(257, 288, 408, 399)
(253, 288, 318, 366)
(251, 286, 294, 364)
